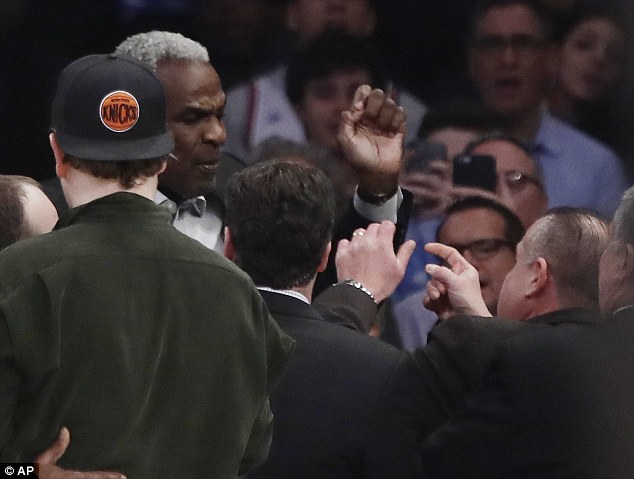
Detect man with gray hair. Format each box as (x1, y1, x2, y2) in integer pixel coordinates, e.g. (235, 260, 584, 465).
(115, 31, 228, 253)
(114, 30, 415, 326)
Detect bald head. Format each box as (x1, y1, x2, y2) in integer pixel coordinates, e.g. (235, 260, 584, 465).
(525, 208, 608, 306)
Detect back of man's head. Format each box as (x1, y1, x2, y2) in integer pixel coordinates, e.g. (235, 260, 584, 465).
(50, 54, 174, 191)
(114, 30, 210, 72)
(225, 160, 335, 289)
(0, 176, 58, 250)
(523, 207, 609, 308)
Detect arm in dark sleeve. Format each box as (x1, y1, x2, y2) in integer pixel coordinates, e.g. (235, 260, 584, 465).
(314, 189, 413, 296)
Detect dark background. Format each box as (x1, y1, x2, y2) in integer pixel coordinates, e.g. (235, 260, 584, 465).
(0, 0, 631, 181)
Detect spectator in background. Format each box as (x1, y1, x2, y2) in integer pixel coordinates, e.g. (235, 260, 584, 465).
(394, 196, 524, 349)
(467, 0, 630, 218)
(0, 175, 58, 250)
(222, 0, 426, 161)
(547, 4, 631, 156)
(191, 0, 287, 89)
(393, 104, 502, 306)
(463, 133, 549, 228)
(284, 31, 387, 213)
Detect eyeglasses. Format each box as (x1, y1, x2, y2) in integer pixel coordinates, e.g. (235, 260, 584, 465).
(445, 239, 513, 262)
(472, 34, 546, 55)
(498, 170, 543, 192)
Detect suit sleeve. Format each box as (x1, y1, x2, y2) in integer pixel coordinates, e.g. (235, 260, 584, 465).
(313, 189, 413, 297)
(312, 283, 378, 334)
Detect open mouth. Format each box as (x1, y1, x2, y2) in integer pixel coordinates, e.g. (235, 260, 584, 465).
(196, 162, 218, 175)
(495, 77, 523, 94)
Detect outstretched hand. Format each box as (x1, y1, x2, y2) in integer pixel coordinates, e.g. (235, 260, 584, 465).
(336, 221, 416, 303)
(337, 86, 407, 196)
(35, 428, 126, 479)
(423, 242, 492, 320)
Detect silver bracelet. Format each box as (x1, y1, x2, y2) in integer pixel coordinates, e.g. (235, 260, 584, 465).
(336, 279, 378, 305)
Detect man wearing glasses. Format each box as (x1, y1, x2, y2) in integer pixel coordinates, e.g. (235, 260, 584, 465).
(463, 132, 548, 228)
(393, 196, 524, 349)
(468, 0, 630, 218)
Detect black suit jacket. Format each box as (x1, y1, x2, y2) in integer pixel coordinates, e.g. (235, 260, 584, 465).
(413, 308, 598, 438)
(248, 290, 425, 479)
(418, 307, 633, 478)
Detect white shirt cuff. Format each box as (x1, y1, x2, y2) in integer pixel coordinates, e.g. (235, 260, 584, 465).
(353, 187, 402, 224)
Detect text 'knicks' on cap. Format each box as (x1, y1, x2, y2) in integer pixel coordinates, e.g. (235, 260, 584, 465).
(51, 53, 174, 162)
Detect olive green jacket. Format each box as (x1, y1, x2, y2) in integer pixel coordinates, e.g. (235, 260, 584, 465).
(0, 192, 293, 478)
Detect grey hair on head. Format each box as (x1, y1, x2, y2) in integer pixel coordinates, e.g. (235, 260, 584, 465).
(114, 31, 209, 72)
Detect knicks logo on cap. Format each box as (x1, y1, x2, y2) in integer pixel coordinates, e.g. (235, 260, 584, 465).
(100, 90, 139, 132)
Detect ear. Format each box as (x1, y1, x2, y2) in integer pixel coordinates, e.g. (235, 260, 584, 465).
(49, 132, 69, 179)
(316, 242, 332, 273)
(223, 227, 235, 261)
(158, 159, 168, 175)
(526, 257, 548, 298)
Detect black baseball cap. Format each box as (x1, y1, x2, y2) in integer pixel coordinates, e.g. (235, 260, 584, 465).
(51, 53, 174, 161)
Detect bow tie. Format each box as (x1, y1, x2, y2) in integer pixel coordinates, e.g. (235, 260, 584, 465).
(178, 197, 206, 217)
(160, 196, 206, 221)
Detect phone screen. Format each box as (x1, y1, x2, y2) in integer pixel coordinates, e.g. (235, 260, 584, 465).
(453, 154, 497, 192)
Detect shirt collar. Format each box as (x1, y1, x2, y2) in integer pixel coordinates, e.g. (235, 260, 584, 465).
(530, 108, 562, 158)
(257, 287, 310, 304)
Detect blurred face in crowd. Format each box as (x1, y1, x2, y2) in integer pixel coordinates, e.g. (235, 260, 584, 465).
(438, 207, 517, 314)
(470, 139, 548, 228)
(286, 0, 376, 42)
(295, 68, 372, 152)
(468, 3, 552, 119)
(557, 16, 625, 102)
(427, 127, 482, 162)
(155, 59, 227, 198)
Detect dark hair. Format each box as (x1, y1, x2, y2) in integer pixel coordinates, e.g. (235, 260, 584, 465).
(417, 102, 503, 139)
(438, 195, 525, 249)
(63, 156, 166, 189)
(225, 160, 336, 289)
(285, 29, 387, 105)
(468, 0, 554, 44)
(554, 4, 627, 43)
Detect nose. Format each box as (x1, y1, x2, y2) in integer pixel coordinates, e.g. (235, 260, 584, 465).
(203, 116, 226, 146)
(502, 46, 517, 66)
